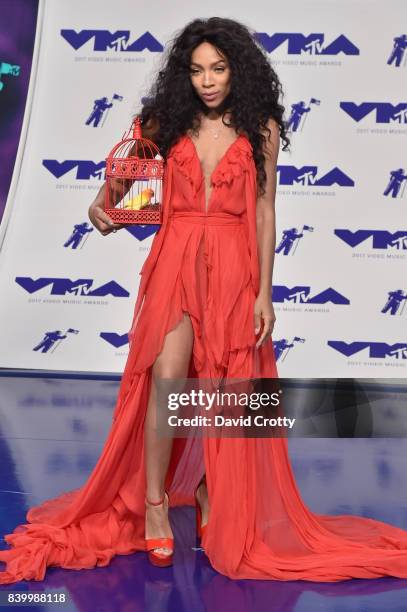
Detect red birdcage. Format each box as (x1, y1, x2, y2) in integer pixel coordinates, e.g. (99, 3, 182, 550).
(104, 116, 164, 224)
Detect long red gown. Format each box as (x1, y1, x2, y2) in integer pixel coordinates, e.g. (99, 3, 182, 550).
(1, 133, 407, 584)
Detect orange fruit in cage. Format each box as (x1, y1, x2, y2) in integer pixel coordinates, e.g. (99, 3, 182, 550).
(104, 116, 164, 224)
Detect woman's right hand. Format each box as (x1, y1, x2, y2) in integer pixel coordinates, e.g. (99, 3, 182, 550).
(88, 201, 123, 236)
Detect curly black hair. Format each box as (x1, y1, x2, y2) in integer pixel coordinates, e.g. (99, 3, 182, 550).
(137, 17, 290, 197)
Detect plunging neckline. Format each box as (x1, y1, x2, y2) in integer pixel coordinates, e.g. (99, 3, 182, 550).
(185, 133, 243, 213)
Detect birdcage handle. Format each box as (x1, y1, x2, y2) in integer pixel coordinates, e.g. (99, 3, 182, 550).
(133, 116, 142, 139)
(121, 116, 142, 141)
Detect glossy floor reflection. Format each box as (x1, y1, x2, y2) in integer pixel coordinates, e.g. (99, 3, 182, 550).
(0, 375, 407, 612)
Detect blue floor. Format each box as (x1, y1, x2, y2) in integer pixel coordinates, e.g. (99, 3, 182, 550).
(0, 375, 407, 612)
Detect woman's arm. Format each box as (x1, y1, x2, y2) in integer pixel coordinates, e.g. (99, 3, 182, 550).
(254, 117, 280, 347)
(88, 180, 129, 236)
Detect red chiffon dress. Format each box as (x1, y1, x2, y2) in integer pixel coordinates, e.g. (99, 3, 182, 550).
(1, 133, 407, 584)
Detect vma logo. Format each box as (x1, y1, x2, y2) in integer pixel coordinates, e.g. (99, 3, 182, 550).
(43, 160, 105, 180)
(16, 277, 129, 297)
(273, 286, 350, 305)
(277, 166, 354, 187)
(125, 225, 159, 241)
(335, 230, 407, 250)
(255, 33, 359, 55)
(100, 332, 129, 348)
(60, 30, 163, 52)
(340, 102, 407, 124)
(329, 341, 407, 360)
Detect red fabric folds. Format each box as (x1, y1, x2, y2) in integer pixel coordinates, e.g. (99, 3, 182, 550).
(1, 133, 407, 584)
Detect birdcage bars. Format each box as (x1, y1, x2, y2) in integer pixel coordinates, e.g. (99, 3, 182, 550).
(104, 116, 164, 224)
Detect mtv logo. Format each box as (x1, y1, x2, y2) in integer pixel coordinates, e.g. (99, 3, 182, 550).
(255, 33, 359, 55)
(273, 286, 350, 305)
(43, 160, 106, 180)
(60, 29, 163, 52)
(328, 341, 407, 359)
(277, 165, 354, 187)
(340, 102, 407, 124)
(100, 332, 129, 348)
(125, 225, 159, 240)
(16, 277, 130, 297)
(335, 229, 407, 250)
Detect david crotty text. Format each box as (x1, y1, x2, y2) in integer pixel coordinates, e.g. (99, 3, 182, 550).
(167, 415, 296, 428)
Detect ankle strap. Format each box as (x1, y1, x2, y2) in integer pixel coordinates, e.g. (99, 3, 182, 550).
(145, 491, 168, 506)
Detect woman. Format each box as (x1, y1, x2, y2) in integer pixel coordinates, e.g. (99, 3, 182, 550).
(1, 17, 407, 584)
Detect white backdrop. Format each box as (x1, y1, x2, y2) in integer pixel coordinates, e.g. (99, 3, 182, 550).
(0, 0, 405, 375)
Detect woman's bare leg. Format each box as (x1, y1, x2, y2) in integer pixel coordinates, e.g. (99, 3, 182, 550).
(144, 313, 194, 555)
(195, 479, 209, 527)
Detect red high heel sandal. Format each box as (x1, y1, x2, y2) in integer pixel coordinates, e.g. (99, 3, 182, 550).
(194, 474, 208, 541)
(145, 491, 174, 567)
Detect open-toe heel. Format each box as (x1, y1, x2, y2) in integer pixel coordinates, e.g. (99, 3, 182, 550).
(145, 491, 174, 567)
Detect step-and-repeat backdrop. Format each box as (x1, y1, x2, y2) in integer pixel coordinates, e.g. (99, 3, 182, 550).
(0, 0, 405, 375)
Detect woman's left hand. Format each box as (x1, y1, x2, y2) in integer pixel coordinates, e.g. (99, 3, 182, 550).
(254, 292, 276, 348)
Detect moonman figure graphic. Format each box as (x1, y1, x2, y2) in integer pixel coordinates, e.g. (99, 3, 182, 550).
(276, 228, 304, 255)
(64, 223, 94, 249)
(273, 338, 295, 361)
(381, 289, 407, 315)
(387, 34, 407, 67)
(383, 168, 407, 198)
(286, 101, 311, 131)
(33, 331, 67, 353)
(85, 97, 113, 127)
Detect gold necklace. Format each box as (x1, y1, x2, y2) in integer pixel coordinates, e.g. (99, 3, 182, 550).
(207, 122, 225, 139)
